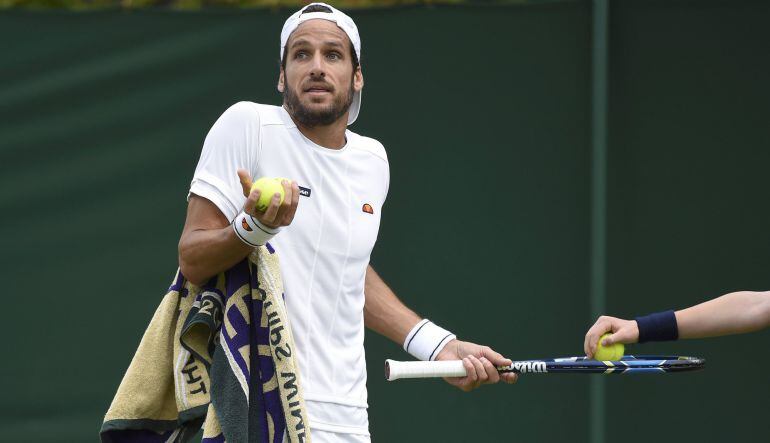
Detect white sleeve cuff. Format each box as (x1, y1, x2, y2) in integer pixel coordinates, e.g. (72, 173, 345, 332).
(403, 319, 456, 361)
(189, 174, 242, 222)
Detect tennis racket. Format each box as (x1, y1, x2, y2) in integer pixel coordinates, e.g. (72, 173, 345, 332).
(385, 355, 705, 381)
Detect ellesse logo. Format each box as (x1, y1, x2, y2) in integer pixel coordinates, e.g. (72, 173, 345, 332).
(362, 204, 374, 214)
(241, 217, 253, 232)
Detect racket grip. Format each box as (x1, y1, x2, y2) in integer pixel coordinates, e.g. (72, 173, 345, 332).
(385, 359, 466, 381)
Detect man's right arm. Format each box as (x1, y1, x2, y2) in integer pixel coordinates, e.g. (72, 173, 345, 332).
(178, 170, 299, 286)
(178, 195, 252, 286)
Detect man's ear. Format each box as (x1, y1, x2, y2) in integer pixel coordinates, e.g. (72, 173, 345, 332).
(353, 66, 364, 92)
(277, 69, 285, 93)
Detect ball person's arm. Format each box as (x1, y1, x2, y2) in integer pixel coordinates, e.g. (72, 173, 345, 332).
(584, 290, 770, 357)
(363, 266, 517, 390)
(178, 170, 299, 285)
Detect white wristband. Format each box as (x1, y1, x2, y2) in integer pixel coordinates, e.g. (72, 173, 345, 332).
(232, 211, 281, 247)
(403, 319, 456, 361)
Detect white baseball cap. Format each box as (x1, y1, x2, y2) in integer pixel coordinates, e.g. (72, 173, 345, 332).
(280, 2, 362, 125)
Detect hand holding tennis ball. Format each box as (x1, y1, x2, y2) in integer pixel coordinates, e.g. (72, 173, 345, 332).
(583, 315, 639, 359)
(251, 177, 285, 212)
(593, 333, 624, 361)
(237, 170, 300, 230)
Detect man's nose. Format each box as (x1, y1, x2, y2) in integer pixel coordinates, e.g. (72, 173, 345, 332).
(309, 53, 326, 77)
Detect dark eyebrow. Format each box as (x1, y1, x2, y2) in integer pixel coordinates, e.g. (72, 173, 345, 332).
(289, 38, 311, 49)
(324, 41, 345, 49)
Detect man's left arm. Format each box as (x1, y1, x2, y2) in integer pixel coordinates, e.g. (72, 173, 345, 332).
(363, 265, 517, 391)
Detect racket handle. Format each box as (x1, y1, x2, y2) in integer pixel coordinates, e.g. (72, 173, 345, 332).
(385, 359, 466, 381)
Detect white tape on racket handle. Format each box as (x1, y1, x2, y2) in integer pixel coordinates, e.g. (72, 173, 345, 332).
(385, 359, 466, 381)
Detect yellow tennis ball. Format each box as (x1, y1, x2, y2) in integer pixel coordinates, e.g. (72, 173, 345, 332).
(594, 333, 624, 361)
(250, 177, 285, 212)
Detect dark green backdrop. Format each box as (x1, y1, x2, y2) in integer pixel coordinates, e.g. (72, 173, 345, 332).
(0, 1, 768, 442)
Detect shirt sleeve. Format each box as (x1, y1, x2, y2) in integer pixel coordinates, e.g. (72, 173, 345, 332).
(188, 102, 261, 222)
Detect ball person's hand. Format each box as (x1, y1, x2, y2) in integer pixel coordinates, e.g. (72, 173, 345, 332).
(584, 315, 639, 358)
(435, 339, 517, 392)
(238, 169, 300, 229)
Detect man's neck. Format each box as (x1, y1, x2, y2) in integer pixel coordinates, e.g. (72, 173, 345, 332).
(293, 113, 349, 150)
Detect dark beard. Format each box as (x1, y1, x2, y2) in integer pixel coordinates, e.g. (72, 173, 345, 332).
(283, 80, 354, 127)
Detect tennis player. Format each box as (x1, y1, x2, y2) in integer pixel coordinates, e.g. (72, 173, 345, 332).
(584, 290, 770, 357)
(178, 3, 515, 441)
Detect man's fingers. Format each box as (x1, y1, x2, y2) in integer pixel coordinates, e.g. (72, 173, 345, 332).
(601, 333, 616, 346)
(588, 329, 603, 357)
(584, 322, 602, 356)
(439, 341, 522, 391)
(468, 356, 487, 382)
(584, 333, 592, 358)
(261, 193, 282, 224)
(455, 358, 478, 393)
(501, 372, 518, 384)
(480, 346, 511, 367)
(584, 328, 599, 358)
(277, 180, 298, 225)
(460, 356, 483, 391)
(606, 326, 635, 346)
(282, 181, 301, 223)
(245, 190, 261, 215)
(462, 358, 478, 382)
(280, 179, 293, 212)
(585, 317, 614, 357)
(237, 169, 253, 197)
(480, 357, 500, 383)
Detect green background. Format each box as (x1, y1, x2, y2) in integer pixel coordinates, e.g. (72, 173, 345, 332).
(1, 1, 768, 441)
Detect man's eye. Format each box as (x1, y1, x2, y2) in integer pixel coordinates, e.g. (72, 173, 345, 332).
(327, 52, 341, 61)
(294, 51, 308, 59)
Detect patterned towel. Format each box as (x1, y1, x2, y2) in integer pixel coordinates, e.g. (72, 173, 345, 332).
(101, 245, 311, 443)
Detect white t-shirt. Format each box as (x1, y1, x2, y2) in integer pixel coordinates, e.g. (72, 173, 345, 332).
(189, 102, 389, 436)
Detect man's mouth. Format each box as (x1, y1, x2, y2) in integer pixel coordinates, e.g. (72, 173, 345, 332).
(304, 85, 332, 95)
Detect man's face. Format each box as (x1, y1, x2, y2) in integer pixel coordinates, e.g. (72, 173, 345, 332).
(278, 19, 363, 127)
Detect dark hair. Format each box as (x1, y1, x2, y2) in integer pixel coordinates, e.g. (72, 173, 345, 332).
(302, 4, 333, 13)
(280, 4, 360, 72)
